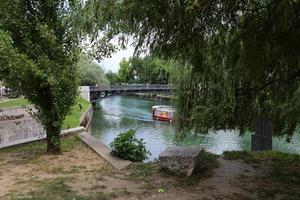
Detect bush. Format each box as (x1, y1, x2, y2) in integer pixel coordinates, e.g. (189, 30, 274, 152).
(110, 129, 150, 162)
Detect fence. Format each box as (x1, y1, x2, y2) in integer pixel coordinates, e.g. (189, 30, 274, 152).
(89, 84, 172, 92)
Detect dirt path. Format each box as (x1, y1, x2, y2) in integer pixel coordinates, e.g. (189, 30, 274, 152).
(198, 158, 258, 195)
(128, 158, 260, 200)
(0, 141, 262, 200)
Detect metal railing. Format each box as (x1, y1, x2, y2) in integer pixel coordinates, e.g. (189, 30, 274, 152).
(89, 84, 172, 92)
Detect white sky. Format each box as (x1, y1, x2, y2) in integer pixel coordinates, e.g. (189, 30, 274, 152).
(97, 45, 135, 73)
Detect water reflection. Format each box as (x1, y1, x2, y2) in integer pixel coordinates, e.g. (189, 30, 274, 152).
(91, 96, 300, 161)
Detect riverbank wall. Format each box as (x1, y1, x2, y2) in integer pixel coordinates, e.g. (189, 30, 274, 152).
(0, 107, 45, 147)
(80, 105, 93, 132)
(0, 104, 93, 149)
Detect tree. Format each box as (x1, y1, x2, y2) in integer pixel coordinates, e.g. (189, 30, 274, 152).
(78, 54, 109, 86)
(105, 70, 120, 85)
(0, 0, 81, 153)
(118, 58, 132, 83)
(129, 56, 170, 84)
(86, 0, 299, 138)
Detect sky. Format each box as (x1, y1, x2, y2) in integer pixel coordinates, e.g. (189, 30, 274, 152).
(98, 45, 135, 73)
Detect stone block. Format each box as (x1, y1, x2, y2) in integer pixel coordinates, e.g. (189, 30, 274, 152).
(159, 146, 204, 176)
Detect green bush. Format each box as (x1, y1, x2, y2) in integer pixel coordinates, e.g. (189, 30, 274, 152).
(110, 129, 150, 162)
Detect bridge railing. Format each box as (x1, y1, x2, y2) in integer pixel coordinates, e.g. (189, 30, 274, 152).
(89, 84, 172, 92)
(89, 85, 111, 91)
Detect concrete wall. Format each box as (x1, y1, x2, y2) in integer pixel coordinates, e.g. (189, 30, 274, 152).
(0, 104, 93, 148)
(0, 118, 45, 145)
(0, 107, 29, 117)
(79, 86, 90, 101)
(0, 108, 45, 146)
(80, 105, 93, 132)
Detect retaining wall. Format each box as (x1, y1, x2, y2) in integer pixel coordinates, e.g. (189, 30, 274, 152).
(0, 104, 93, 148)
(0, 118, 45, 145)
(80, 105, 93, 132)
(0, 108, 45, 146)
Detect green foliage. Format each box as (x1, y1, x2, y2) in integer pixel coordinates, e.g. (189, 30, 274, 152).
(105, 70, 120, 85)
(0, 1, 81, 153)
(78, 53, 109, 86)
(118, 58, 132, 83)
(129, 56, 171, 84)
(110, 129, 150, 162)
(85, 0, 300, 138)
(116, 56, 172, 84)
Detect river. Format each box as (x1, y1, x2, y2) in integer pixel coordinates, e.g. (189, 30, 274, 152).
(91, 96, 300, 161)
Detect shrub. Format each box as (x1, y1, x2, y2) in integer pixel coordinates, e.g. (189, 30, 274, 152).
(110, 129, 150, 162)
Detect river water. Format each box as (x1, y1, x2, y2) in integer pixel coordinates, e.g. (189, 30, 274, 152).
(91, 96, 300, 161)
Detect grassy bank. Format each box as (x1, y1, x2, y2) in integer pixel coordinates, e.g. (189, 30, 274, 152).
(0, 96, 90, 129)
(0, 98, 28, 108)
(62, 97, 90, 129)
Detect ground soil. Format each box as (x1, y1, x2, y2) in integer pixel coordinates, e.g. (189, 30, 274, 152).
(0, 142, 274, 200)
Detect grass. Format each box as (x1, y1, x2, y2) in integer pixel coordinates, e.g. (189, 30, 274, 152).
(62, 97, 90, 129)
(0, 134, 82, 154)
(223, 151, 300, 199)
(12, 176, 79, 200)
(0, 96, 90, 129)
(10, 176, 117, 200)
(1, 135, 118, 200)
(129, 162, 160, 181)
(0, 97, 28, 108)
(223, 150, 300, 164)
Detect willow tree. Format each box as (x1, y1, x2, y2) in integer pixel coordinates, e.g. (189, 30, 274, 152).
(0, 0, 82, 153)
(78, 53, 109, 86)
(85, 0, 299, 139)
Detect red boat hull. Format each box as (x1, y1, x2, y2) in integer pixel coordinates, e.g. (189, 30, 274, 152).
(152, 107, 174, 123)
(152, 115, 173, 122)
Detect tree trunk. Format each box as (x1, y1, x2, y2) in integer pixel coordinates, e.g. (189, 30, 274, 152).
(46, 125, 61, 154)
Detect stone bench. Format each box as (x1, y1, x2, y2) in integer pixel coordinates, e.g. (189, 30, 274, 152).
(159, 146, 204, 176)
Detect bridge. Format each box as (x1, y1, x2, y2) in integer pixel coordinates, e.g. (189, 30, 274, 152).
(79, 84, 174, 102)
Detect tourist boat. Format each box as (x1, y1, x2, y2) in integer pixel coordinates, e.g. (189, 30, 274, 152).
(152, 105, 175, 123)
